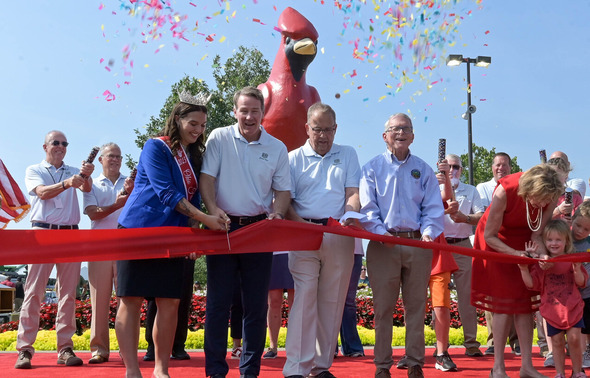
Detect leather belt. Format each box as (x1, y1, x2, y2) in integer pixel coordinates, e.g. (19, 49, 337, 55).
(227, 214, 267, 226)
(304, 218, 329, 226)
(445, 237, 470, 244)
(388, 230, 421, 239)
(32, 222, 79, 230)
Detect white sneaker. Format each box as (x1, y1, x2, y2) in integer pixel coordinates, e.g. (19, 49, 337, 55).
(544, 352, 555, 368)
(583, 350, 590, 369)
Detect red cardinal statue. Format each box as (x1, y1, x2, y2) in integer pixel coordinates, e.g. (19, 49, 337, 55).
(258, 7, 321, 151)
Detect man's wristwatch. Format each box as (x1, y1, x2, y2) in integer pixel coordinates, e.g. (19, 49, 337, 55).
(466, 215, 471, 224)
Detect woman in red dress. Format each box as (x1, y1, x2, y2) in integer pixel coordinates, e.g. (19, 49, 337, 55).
(472, 164, 564, 378)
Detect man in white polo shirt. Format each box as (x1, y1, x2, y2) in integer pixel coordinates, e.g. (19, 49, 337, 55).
(83, 142, 133, 364)
(282, 103, 361, 378)
(16, 130, 94, 369)
(200, 86, 291, 378)
(439, 154, 484, 357)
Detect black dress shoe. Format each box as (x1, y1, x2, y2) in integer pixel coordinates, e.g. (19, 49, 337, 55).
(240, 375, 257, 378)
(171, 350, 191, 360)
(143, 353, 154, 361)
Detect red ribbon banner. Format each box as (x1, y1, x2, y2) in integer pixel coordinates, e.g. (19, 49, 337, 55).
(1, 218, 589, 265)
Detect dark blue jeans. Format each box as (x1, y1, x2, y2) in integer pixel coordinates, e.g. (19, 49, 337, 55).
(204, 225, 273, 377)
(339, 254, 364, 356)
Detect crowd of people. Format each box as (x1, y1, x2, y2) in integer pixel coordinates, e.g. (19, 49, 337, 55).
(10, 85, 590, 378)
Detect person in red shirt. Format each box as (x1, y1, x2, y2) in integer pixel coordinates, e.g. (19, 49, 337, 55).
(519, 220, 587, 378)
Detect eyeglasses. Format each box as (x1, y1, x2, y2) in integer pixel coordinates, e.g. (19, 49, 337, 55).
(386, 126, 413, 134)
(50, 140, 69, 147)
(310, 127, 336, 135)
(104, 154, 123, 160)
(361, 268, 367, 271)
(449, 164, 462, 170)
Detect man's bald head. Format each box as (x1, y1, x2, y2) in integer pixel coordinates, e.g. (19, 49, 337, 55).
(550, 151, 570, 167)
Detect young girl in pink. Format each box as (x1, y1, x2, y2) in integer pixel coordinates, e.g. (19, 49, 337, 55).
(519, 219, 588, 378)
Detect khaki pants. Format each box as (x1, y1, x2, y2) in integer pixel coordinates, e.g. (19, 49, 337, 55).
(367, 240, 432, 369)
(88, 260, 117, 358)
(283, 233, 354, 377)
(17, 261, 81, 356)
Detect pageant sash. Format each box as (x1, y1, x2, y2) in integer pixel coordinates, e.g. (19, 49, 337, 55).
(155, 137, 198, 201)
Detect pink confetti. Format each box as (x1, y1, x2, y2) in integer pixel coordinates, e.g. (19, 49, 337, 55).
(104, 66, 111, 72)
(98, 3, 104, 10)
(485, 30, 490, 34)
(189, 2, 196, 6)
(100, 58, 104, 64)
(350, 69, 357, 78)
(103, 90, 116, 101)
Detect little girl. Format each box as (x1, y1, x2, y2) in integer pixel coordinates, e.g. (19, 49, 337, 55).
(519, 219, 588, 378)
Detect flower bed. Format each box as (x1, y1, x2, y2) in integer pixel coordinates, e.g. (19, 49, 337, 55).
(0, 291, 486, 334)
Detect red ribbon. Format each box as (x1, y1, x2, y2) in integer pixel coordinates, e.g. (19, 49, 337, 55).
(2, 218, 589, 265)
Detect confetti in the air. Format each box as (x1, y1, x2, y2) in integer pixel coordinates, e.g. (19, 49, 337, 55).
(96, 0, 486, 102)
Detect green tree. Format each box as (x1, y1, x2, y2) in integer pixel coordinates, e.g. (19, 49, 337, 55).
(209, 45, 271, 131)
(193, 257, 207, 288)
(460, 144, 522, 185)
(126, 46, 270, 169)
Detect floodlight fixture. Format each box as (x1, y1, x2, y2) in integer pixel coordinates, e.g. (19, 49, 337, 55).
(446, 54, 464, 66)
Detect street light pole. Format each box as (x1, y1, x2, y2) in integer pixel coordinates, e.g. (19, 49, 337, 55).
(466, 59, 474, 186)
(446, 55, 491, 186)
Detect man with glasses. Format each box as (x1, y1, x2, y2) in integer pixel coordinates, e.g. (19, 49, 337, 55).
(437, 154, 484, 357)
(83, 143, 133, 364)
(549, 150, 586, 198)
(282, 102, 361, 378)
(360, 113, 444, 378)
(16, 130, 94, 369)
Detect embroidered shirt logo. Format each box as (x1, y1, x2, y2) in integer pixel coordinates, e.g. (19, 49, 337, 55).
(333, 159, 341, 165)
(411, 169, 421, 179)
(259, 152, 269, 161)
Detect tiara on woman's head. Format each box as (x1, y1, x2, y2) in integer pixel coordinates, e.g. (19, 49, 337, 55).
(178, 89, 211, 106)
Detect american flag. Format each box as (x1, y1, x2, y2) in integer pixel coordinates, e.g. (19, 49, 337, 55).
(0, 158, 30, 229)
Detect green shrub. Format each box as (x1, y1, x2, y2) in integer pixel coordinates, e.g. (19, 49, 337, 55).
(0, 326, 541, 351)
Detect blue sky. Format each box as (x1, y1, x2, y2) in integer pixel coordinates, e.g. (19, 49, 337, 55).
(1, 0, 589, 230)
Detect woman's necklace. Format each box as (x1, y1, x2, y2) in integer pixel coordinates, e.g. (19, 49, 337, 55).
(525, 200, 542, 232)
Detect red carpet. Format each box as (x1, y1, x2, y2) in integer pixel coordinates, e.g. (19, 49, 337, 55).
(0, 347, 564, 377)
